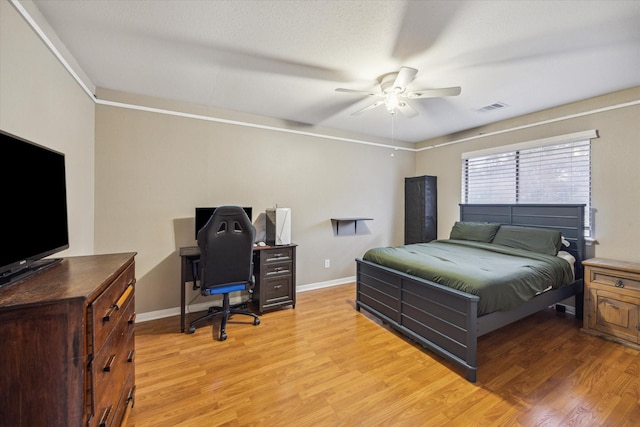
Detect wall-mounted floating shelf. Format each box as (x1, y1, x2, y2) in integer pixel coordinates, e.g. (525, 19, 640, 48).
(331, 218, 373, 235)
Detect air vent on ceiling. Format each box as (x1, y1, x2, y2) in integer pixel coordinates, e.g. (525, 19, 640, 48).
(474, 102, 508, 113)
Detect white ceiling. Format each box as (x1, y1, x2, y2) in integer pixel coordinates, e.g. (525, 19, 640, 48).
(30, 0, 640, 143)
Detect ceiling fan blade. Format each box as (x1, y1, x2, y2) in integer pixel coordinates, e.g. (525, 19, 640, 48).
(393, 67, 418, 90)
(335, 88, 380, 97)
(397, 101, 418, 118)
(406, 86, 462, 99)
(351, 101, 384, 116)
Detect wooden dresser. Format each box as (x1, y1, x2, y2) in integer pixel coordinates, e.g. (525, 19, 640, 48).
(582, 257, 640, 349)
(253, 244, 296, 313)
(0, 253, 136, 427)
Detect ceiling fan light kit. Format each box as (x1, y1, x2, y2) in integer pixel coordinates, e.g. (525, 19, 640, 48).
(384, 90, 401, 113)
(335, 66, 461, 118)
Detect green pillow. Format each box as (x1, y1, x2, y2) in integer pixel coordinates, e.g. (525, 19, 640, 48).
(492, 225, 562, 256)
(449, 222, 501, 243)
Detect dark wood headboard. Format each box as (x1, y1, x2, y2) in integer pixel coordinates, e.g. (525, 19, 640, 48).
(459, 204, 586, 279)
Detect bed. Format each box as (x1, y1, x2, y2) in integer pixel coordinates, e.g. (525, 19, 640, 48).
(355, 204, 586, 383)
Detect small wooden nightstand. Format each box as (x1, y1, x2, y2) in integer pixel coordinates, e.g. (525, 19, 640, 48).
(582, 258, 640, 349)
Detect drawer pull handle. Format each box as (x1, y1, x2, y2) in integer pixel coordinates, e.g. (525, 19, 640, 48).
(127, 350, 135, 363)
(274, 285, 282, 290)
(127, 385, 136, 406)
(103, 306, 115, 322)
(98, 405, 111, 427)
(115, 284, 135, 309)
(103, 284, 135, 322)
(615, 279, 625, 288)
(103, 354, 116, 372)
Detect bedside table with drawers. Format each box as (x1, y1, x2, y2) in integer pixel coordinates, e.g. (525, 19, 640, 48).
(253, 244, 297, 313)
(582, 257, 640, 349)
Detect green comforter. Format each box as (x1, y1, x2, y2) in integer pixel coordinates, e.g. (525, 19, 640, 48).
(362, 239, 574, 315)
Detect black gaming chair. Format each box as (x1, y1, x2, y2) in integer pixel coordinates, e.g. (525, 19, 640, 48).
(188, 206, 260, 341)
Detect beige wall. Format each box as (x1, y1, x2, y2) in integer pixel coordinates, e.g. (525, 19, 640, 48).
(6, 0, 639, 320)
(0, 0, 95, 257)
(416, 86, 640, 264)
(94, 90, 414, 314)
(2, 0, 413, 317)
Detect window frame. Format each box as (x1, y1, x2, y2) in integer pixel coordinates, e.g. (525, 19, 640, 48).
(461, 130, 597, 237)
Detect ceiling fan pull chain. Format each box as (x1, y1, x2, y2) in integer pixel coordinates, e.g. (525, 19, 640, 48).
(391, 113, 396, 157)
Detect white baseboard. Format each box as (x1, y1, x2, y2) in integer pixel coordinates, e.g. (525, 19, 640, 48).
(135, 276, 356, 323)
(297, 276, 355, 293)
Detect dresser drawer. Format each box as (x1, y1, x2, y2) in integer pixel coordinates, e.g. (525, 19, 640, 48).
(112, 375, 135, 427)
(90, 296, 135, 427)
(263, 247, 293, 263)
(91, 295, 135, 424)
(588, 268, 640, 291)
(92, 371, 135, 427)
(90, 263, 136, 356)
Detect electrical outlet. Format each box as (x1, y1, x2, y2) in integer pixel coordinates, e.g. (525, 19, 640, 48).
(324, 259, 331, 268)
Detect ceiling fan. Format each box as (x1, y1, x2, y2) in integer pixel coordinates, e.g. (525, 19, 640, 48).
(335, 66, 461, 117)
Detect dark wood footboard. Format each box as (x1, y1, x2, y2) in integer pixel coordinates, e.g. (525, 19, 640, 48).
(356, 258, 480, 382)
(356, 258, 583, 382)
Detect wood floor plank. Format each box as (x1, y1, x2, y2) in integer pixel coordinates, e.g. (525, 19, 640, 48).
(127, 283, 640, 426)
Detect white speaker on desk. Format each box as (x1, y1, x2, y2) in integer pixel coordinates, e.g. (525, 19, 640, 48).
(266, 208, 291, 245)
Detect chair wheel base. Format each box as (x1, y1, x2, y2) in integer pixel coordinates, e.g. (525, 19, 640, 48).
(219, 332, 228, 341)
(254, 318, 260, 326)
(187, 325, 196, 334)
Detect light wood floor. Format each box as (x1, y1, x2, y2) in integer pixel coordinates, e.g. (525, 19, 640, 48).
(127, 283, 640, 426)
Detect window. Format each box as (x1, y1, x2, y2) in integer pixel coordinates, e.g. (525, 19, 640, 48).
(462, 130, 596, 236)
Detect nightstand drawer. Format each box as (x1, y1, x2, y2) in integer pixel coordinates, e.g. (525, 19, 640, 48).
(590, 288, 640, 343)
(265, 276, 293, 304)
(265, 262, 292, 277)
(263, 247, 293, 263)
(588, 268, 640, 291)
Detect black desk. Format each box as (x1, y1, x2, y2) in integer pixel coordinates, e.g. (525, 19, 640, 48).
(179, 244, 296, 333)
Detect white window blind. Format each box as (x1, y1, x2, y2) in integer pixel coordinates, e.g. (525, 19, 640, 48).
(461, 130, 596, 236)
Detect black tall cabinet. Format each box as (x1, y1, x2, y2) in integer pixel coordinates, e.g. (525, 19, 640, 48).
(404, 175, 437, 244)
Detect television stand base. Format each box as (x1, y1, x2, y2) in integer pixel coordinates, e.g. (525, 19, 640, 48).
(0, 258, 63, 288)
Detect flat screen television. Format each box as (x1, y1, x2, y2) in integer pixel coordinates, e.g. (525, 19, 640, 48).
(0, 129, 69, 287)
(195, 207, 252, 239)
